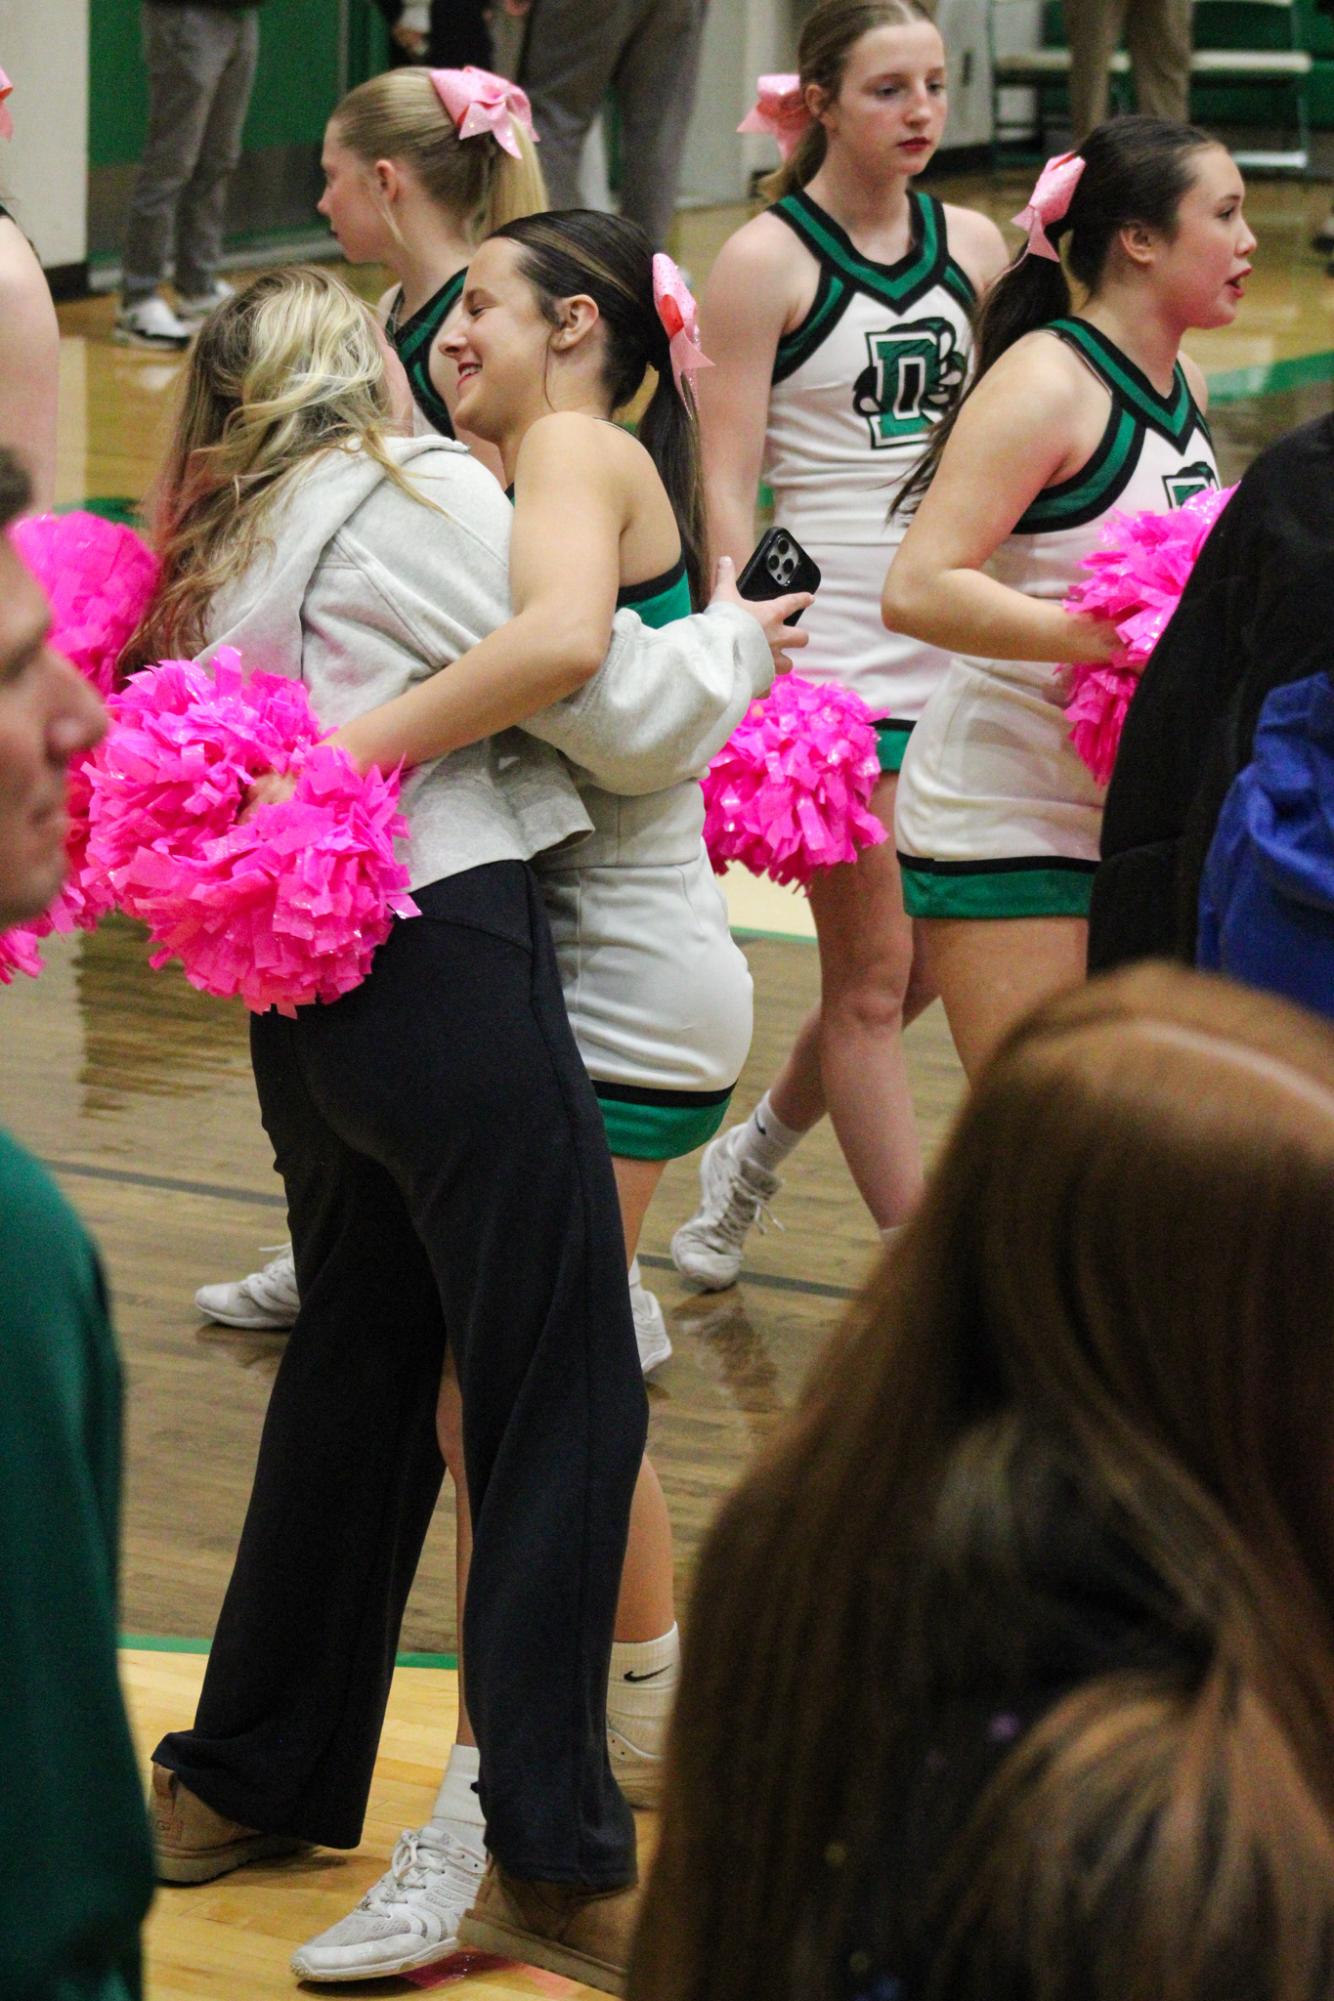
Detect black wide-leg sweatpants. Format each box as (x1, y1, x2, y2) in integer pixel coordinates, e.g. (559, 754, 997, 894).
(154, 863, 646, 1886)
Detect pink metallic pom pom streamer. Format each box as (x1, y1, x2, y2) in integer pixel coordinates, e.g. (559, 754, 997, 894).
(83, 650, 418, 1015)
(0, 511, 158, 979)
(1060, 484, 1234, 785)
(702, 675, 887, 889)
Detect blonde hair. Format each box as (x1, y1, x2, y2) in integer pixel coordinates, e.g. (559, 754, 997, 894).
(125, 267, 424, 669)
(762, 0, 938, 201)
(332, 68, 547, 245)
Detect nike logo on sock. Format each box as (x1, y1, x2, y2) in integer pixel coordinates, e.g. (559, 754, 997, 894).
(623, 1666, 672, 1683)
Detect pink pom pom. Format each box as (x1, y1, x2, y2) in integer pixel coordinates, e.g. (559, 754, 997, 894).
(86, 651, 417, 1014)
(0, 925, 46, 985)
(702, 675, 888, 889)
(1060, 484, 1234, 783)
(10, 510, 158, 697)
(0, 516, 157, 977)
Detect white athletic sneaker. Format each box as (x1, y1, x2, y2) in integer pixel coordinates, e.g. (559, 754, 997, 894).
(291, 1823, 486, 1983)
(670, 1127, 782, 1292)
(113, 296, 192, 350)
(608, 1720, 663, 1809)
(174, 277, 236, 321)
(194, 1243, 299, 1330)
(628, 1259, 672, 1375)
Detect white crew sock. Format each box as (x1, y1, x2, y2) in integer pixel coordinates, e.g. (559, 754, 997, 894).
(428, 1742, 486, 1854)
(736, 1092, 805, 1176)
(606, 1624, 680, 1757)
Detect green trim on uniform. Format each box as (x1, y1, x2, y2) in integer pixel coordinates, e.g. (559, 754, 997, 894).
(387, 269, 465, 439)
(617, 553, 691, 627)
(773, 265, 852, 383)
(875, 719, 914, 772)
(1048, 317, 1201, 449)
(899, 856, 1096, 919)
(1014, 404, 1141, 532)
(595, 1087, 734, 1161)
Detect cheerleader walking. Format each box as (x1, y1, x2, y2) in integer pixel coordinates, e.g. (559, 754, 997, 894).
(887, 117, 1253, 1075)
(671, 0, 1006, 1290)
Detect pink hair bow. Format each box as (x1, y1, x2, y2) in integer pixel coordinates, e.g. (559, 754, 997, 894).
(737, 73, 811, 160)
(429, 65, 537, 160)
(652, 253, 712, 405)
(0, 68, 14, 143)
(1011, 150, 1085, 260)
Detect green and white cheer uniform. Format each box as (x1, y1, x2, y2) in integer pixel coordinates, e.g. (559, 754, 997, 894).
(895, 317, 1218, 918)
(386, 269, 465, 439)
(538, 557, 754, 1160)
(765, 187, 977, 771)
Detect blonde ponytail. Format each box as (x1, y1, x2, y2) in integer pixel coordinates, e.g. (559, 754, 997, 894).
(331, 69, 547, 246)
(480, 118, 547, 232)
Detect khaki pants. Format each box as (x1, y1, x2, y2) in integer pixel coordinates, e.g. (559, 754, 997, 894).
(1064, 0, 1193, 138)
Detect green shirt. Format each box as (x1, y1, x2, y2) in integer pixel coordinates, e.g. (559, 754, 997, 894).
(0, 1130, 154, 2000)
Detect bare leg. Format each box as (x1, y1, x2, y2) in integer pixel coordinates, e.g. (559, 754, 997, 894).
(610, 1152, 676, 1642)
(435, 1354, 476, 1748)
(923, 913, 1089, 1080)
(766, 1003, 828, 1133)
(807, 772, 935, 1228)
(612, 1154, 666, 1267)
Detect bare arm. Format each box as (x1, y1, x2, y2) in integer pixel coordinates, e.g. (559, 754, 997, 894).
(942, 201, 1012, 301)
(0, 220, 59, 512)
(696, 219, 798, 572)
(334, 413, 622, 774)
(883, 337, 1121, 666)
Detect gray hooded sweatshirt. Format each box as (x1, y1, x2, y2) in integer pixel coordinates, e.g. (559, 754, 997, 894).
(205, 433, 771, 889)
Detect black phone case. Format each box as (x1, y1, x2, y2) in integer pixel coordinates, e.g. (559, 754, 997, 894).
(736, 527, 822, 626)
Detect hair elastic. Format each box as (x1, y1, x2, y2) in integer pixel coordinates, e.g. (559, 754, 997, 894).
(651, 253, 712, 404)
(737, 74, 812, 159)
(428, 65, 537, 160)
(1011, 150, 1086, 261)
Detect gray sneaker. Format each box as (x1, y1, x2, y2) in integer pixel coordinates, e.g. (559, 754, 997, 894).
(670, 1127, 782, 1292)
(195, 1243, 299, 1330)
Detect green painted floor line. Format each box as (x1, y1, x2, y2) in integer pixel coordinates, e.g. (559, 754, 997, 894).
(1206, 347, 1334, 405)
(120, 1634, 458, 1670)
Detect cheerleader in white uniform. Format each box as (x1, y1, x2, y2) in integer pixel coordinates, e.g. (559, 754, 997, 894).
(671, 0, 1007, 1290)
(887, 117, 1254, 1076)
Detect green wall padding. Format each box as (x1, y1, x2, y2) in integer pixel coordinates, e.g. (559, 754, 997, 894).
(89, 0, 388, 170)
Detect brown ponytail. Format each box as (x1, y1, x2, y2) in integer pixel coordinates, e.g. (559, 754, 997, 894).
(491, 209, 707, 609)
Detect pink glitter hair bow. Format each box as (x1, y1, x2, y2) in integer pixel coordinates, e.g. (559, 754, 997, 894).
(651, 253, 713, 405)
(0, 68, 14, 142)
(1011, 149, 1085, 260)
(429, 65, 538, 160)
(737, 73, 811, 160)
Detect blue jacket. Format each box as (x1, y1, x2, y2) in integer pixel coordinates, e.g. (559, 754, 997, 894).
(1198, 671, 1334, 1020)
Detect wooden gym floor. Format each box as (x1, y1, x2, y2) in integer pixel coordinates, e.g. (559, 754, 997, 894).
(6, 167, 1333, 1997)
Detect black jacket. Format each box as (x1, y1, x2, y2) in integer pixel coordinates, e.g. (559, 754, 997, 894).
(1089, 412, 1334, 970)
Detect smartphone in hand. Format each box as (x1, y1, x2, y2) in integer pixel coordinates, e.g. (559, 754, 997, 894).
(736, 527, 822, 627)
